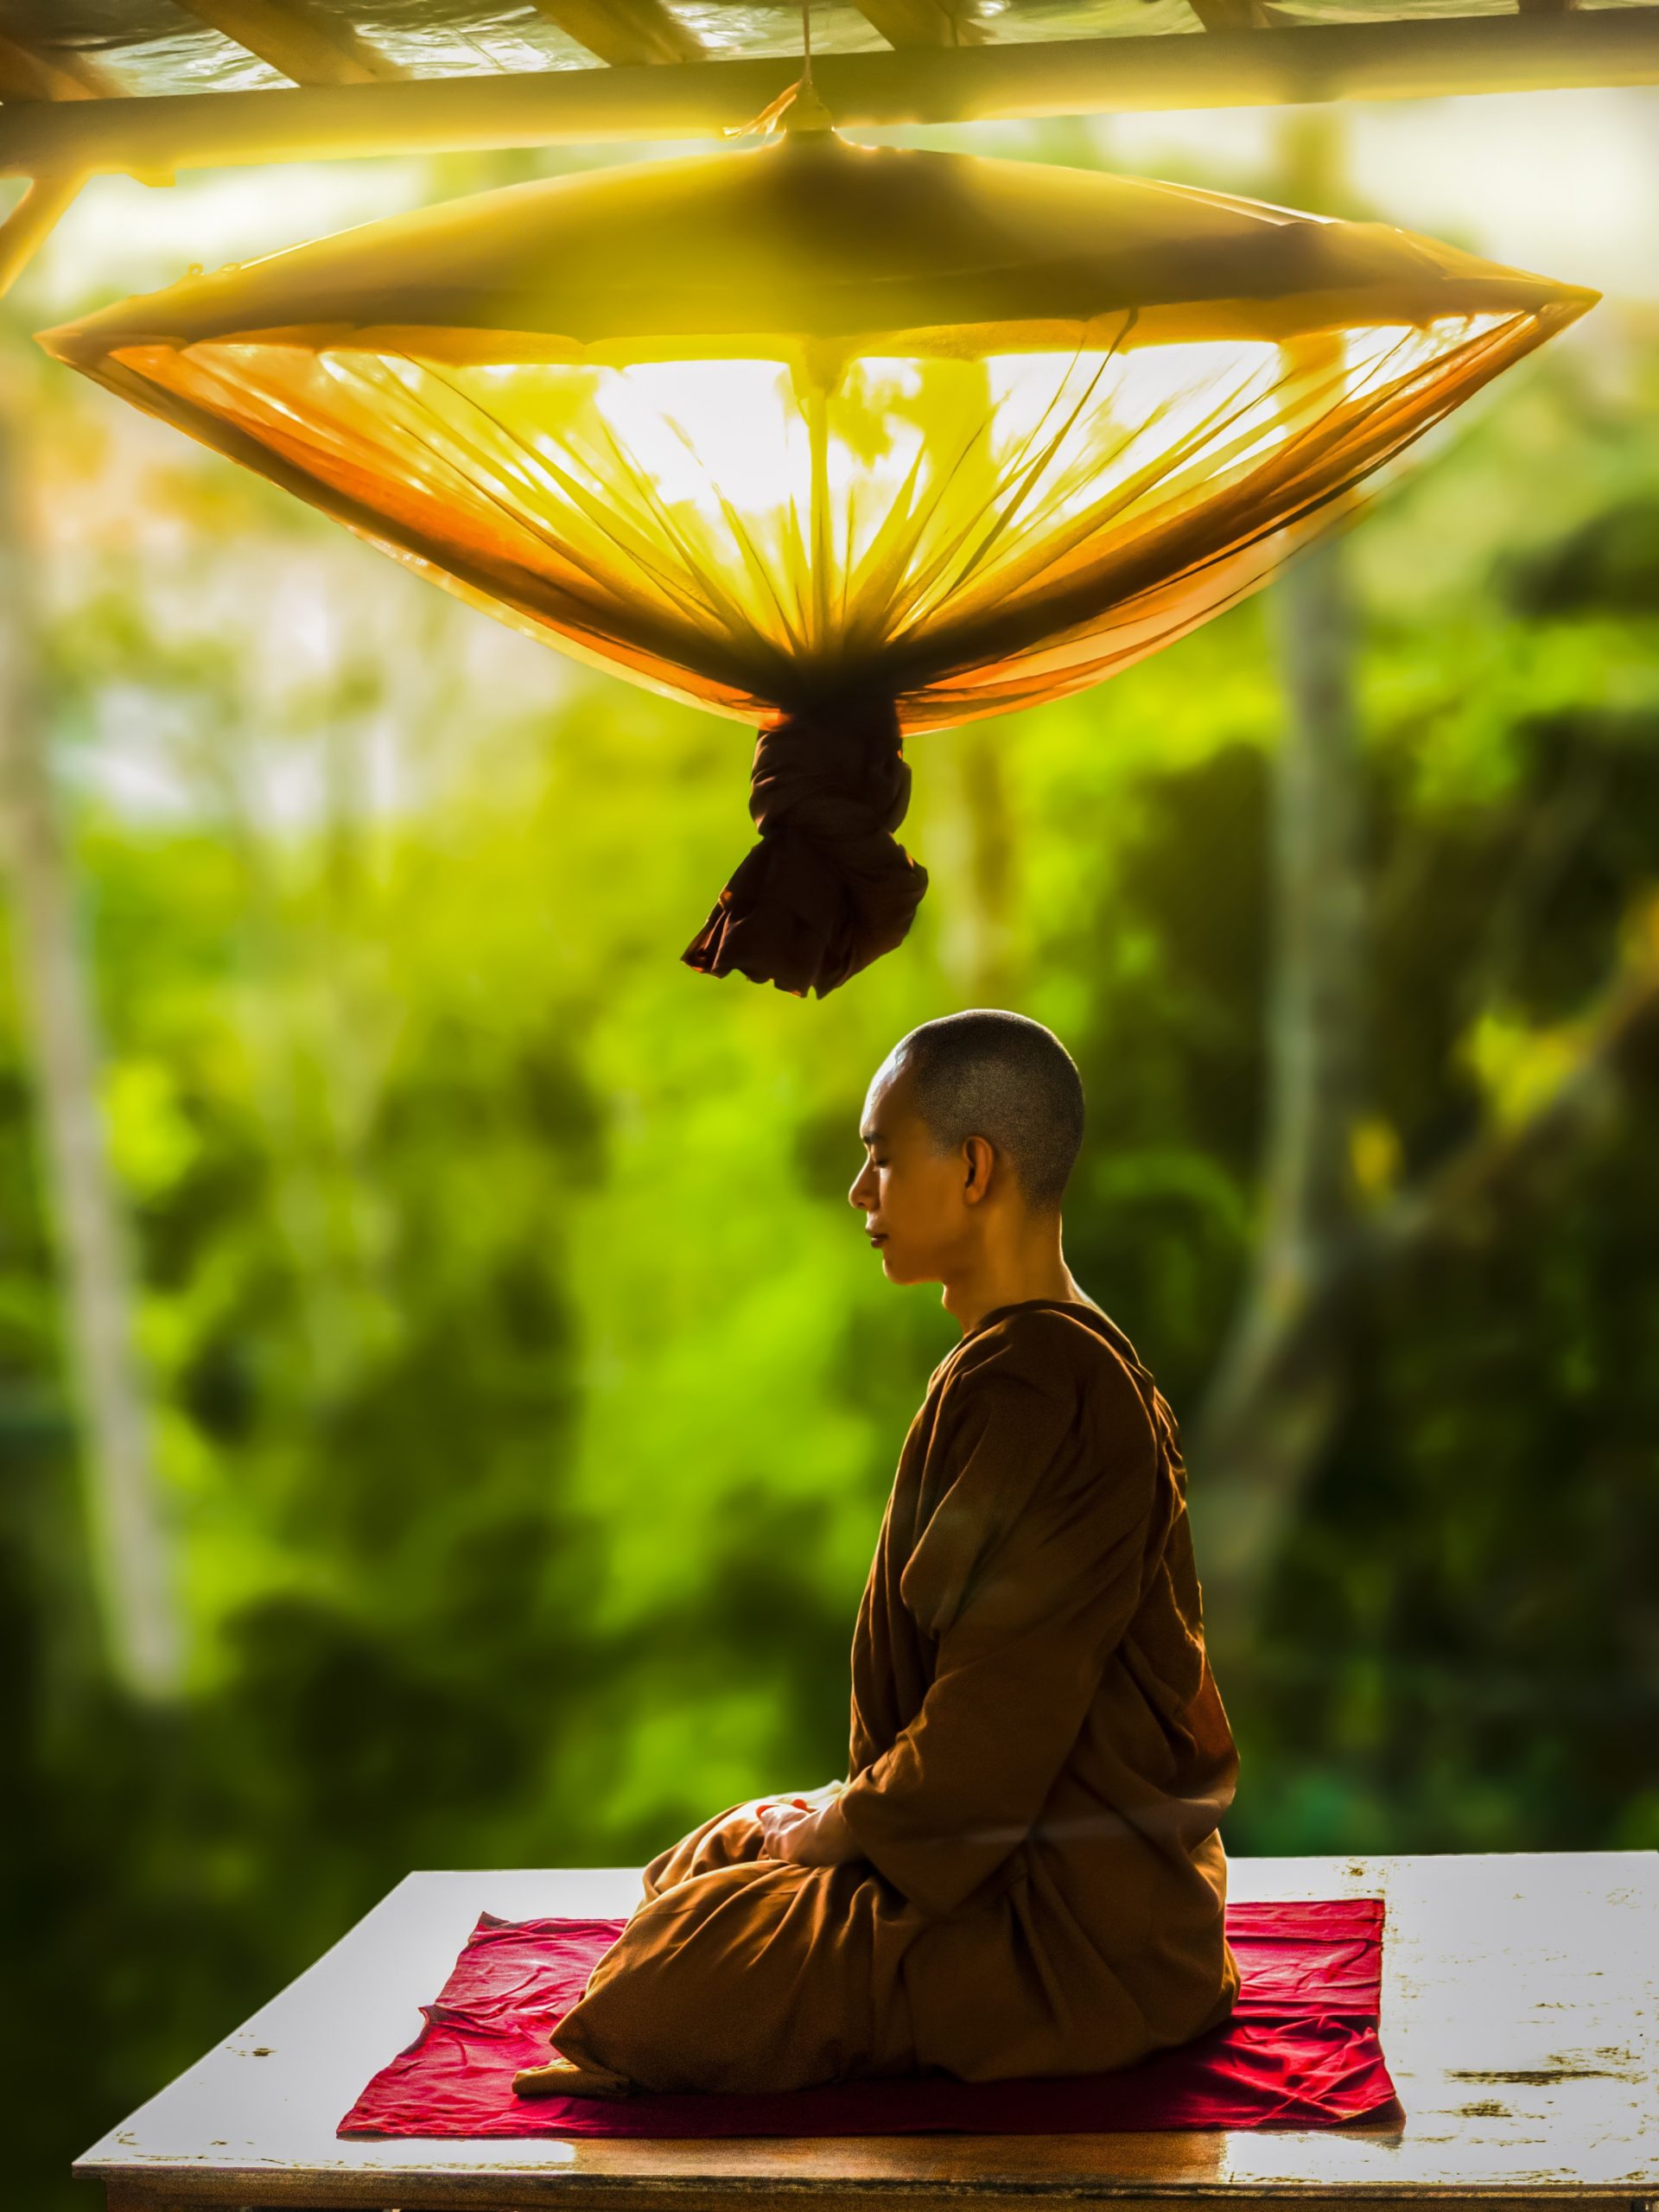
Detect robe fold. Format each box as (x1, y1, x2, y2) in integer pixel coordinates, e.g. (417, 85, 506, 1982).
(536, 1297, 1241, 2096)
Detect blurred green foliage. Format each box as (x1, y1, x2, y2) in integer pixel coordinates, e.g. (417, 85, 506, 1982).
(1, 148, 1656, 2212)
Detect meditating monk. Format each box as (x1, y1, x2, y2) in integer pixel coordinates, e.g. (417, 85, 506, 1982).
(515, 1008, 1241, 2098)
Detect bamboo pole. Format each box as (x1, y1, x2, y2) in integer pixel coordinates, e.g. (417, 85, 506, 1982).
(2, 14, 1656, 180)
(0, 175, 81, 302)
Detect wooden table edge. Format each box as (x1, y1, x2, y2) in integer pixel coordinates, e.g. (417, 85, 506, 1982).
(83, 2171, 1659, 2212)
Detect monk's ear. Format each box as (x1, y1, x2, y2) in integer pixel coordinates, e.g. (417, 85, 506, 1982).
(962, 1134, 995, 1204)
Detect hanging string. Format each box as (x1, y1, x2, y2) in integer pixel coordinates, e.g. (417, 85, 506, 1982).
(723, 0, 831, 138)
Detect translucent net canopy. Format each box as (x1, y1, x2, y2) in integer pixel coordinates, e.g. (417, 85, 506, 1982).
(39, 132, 1595, 995)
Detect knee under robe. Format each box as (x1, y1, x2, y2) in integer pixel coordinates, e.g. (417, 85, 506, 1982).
(530, 1296, 1242, 2095)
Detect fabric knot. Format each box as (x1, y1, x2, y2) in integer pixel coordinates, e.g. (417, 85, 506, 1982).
(682, 698, 929, 998)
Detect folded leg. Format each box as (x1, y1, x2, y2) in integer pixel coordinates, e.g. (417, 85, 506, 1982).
(639, 1796, 770, 1904)
(512, 1802, 779, 2099)
(516, 1853, 918, 2097)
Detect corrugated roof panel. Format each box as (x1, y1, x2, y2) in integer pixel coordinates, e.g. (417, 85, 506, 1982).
(0, 1, 293, 94)
(670, 5, 889, 57)
(979, 0, 1205, 39)
(334, 3, 594, 73)
(1266, 0, 1512, 24)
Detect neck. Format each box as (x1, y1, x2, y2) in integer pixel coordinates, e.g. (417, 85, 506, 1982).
(941, 1218, 1087, 1338)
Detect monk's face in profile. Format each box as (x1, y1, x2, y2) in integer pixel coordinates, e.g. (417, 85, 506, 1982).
(849, 1056, 983, 1285)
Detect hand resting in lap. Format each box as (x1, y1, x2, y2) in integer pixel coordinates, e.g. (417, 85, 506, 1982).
(756, 1781, 864, 1868)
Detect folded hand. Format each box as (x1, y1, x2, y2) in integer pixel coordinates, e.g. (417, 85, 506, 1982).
(757, 1789, 863, 1867)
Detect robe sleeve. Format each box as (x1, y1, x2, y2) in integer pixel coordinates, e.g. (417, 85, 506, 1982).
(838, 1338, 1160, 1918)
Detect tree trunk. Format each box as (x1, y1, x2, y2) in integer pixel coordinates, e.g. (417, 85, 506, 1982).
(1188, 112, 1371, 1660)
(0, 402, 182, 1699)
(1193, 524, 1369, 1653)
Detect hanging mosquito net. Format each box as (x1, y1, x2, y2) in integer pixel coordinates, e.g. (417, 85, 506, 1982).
(38, 128, 1595, 995)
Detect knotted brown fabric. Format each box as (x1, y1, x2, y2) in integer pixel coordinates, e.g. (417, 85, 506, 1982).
(681, 700, 929, 999)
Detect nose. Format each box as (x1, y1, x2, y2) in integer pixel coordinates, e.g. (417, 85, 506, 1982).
(849, 1162, 873, 1210)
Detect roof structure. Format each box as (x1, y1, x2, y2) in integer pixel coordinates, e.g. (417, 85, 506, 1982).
(1, 1, 1655, 289)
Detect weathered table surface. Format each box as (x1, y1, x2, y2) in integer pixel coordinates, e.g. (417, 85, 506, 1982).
(76, 1852, 1658, 2212)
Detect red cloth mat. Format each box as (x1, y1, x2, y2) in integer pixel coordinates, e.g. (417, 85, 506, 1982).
(339, 1896, 1397, 2137)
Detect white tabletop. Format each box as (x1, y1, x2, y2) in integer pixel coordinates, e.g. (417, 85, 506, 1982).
(75, 1852, 1658, 2207)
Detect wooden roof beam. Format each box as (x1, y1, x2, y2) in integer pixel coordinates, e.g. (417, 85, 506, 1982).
(3, 14, 1656, 177)
(527, 2, 704, 66)
(0, 32, 123, 101)
(168, 1, 410, 86)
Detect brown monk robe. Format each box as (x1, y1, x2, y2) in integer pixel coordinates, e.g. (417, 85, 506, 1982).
(515, 1014, 1240, 2099)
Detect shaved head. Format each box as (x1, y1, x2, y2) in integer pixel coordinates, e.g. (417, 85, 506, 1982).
(884, 1009, 1084, 1213)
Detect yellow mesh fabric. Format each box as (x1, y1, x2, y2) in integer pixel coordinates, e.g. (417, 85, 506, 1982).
(38, 134, 1595, 739)
(99, 308, 1559, 731)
